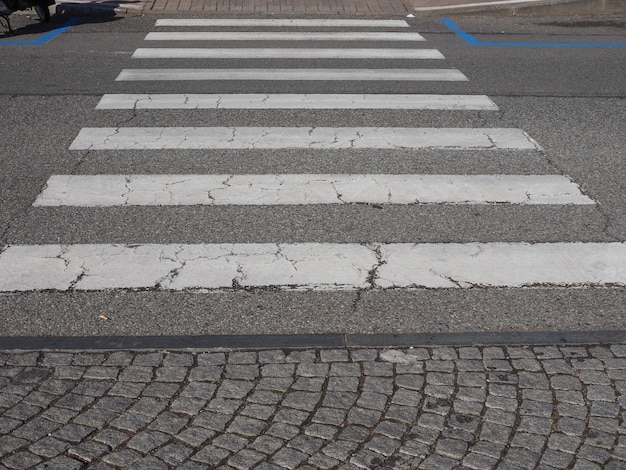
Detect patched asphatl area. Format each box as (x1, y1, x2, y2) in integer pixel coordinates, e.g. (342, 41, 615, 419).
(1, 344, 625, 469)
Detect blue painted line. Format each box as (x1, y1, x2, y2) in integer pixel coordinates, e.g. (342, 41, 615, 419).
(441, 18, 626, 48)
(0, 16, 79, 45)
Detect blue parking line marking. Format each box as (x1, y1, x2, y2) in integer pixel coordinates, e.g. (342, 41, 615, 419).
(441, 18, 626, 47)
(0, 16, 79, 45)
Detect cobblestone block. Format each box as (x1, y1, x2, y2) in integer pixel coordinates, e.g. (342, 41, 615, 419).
(154, 443, 195, 465)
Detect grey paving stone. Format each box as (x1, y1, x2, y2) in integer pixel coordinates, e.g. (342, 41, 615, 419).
(311, 407, 347, 426)
(212, 434, 249, 453)
(41, 353, 74, 366)
(197, 352, 226, 366)
(52, 366, 85, 381)
(132, 352, 164, 367)
(273, 407, 310, 426)
(189, 365, 222, 382)
(12, 417, 61, 441)
(206, 398, 242, 415)
(357, 392, 388, 411)
(72, 407, 119, 428)
(517, 416, 553, 435)
(240, 403, 275, 420)
(155, 366, 188, 382)
(457, 372, 486, 387)
(66, 441, 109, 463)
(154, 443, 195, 465)
(282, 391, 322, 411)
(6, 353, 39, 367)
(364, 434, 400, 457)
(323, 391, 358, 409)
(307, 451, 341, 470)
(215, 380, 255, 399)
(83, 366, 120, 380)
(297, 363, 329, 377)
(228, 352, 257, 364)
(391, 388, 421, 406)
(4, 403, 41, 421)
(502, 447, 541, 468)
(249, 435, 285, 455)
(127, 430, 171, 453)
(191, 445, 231, 468)
(287, 434, 324, 455)
(72, 380, 114, 397)
(585, 429, 615, 449)
(170, 396, 207, 415)
(320, 349, 350, 362)
(586, 385, 616, 402)
(108, 381, 146, 398)
(459, 347, 483, 359)
(102, 449, 143, 467)
(339, 425, 370, 443)
(225, 364, 259, 380)
(395, 374, 424, 390)
(385, 404, 418, 423)
(363, 376, 394, 394)
(40, 407, 80, 425)
(350, 448, 385, 469)
(347, 407, 382, 427)
(419, 453, 457, 470)
(228, 449, 266, 469)
(37, 455, 83, 470)
(72, 354, 105, 366)
(271, 447, 308, 468)
(28, 436, 71, 458)
(109, 411, 154, 432)
(291, 377, 324, 392)
(456, 387, 486, 402)
(143, 381, 181, 398)
(258, 350, 286, 363)
(588, 416, 619, 434)
(520, 399, 553, 417)
(555, 417, 586, 437)
(286, 350, 316, 363)
(327, 376, 359, 391)
(0, 435, 29, 456)
(462, 452, 499, 469)
(176, 426, 215, 447)
(266, 423, 300, 440)
(149, 411, 190, 435)
(426, 360, 455, 372)
(119, 366, 154, 382)
(227, 416, 268, 436)
(51, 423, 96, 443)
(130, 397, 168, 417)
(180, 382, 217, 399)
(576, 444, 610, 464)
(557, 402, 588, 421)
(93, 428, 130, 449)
(0, 417, 20, 434)
(304, 423, 338, 440)
(261, 364, 295, 378)
(163, 352, 194, 367)
(350, 349, 378, 362)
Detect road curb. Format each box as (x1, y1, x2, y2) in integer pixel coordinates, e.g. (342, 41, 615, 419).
(2, 330, 626, 351)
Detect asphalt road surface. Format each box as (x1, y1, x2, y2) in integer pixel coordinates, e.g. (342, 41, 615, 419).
(0, 13, 625, 338)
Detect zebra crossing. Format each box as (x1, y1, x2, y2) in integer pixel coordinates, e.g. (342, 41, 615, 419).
(1, 18, 624, 292)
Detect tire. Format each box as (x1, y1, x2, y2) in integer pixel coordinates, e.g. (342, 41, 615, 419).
(34, 2, 50, 21)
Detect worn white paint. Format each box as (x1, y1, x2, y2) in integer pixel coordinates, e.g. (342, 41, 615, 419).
(144, 31, 425, 41)
(416, 0, 555, 11)
(1, 243, 624, 291)
(154, 19, 411, 27)
(96, 94, 498, 110)
(69, 127, 540, 150)
(131, 48, 445, 59)
(115, 69, 468, 82)
(34, 175, 593, 207)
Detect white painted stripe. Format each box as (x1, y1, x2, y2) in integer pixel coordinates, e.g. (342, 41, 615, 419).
(415, 0, 554, 11)
(144, 32, 425, 41)
(69, 127, 541, 151)
(131, 48, 445, 60)
(154, 19, 410, 27)
(34, 175, 593, 207)
(96, 94, 498, 111)
(1, 243, 624, 291)
(115, 69, 469, 82)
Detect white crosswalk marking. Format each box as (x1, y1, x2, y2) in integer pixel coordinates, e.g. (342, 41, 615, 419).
(154, 19, 411, 27)
(1, 17, 611, 293)
(131, 48, 446, 59)
(96, 94, 498, 110)
(69, 127, 540, 150)
(34, 175, 593, 207)
(144, 31, 425, 41)
(1, 243, 624, 292)
(116, 68, 469, 82)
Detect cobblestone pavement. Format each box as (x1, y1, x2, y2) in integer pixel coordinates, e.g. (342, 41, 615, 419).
(2, 344, 626, 469)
